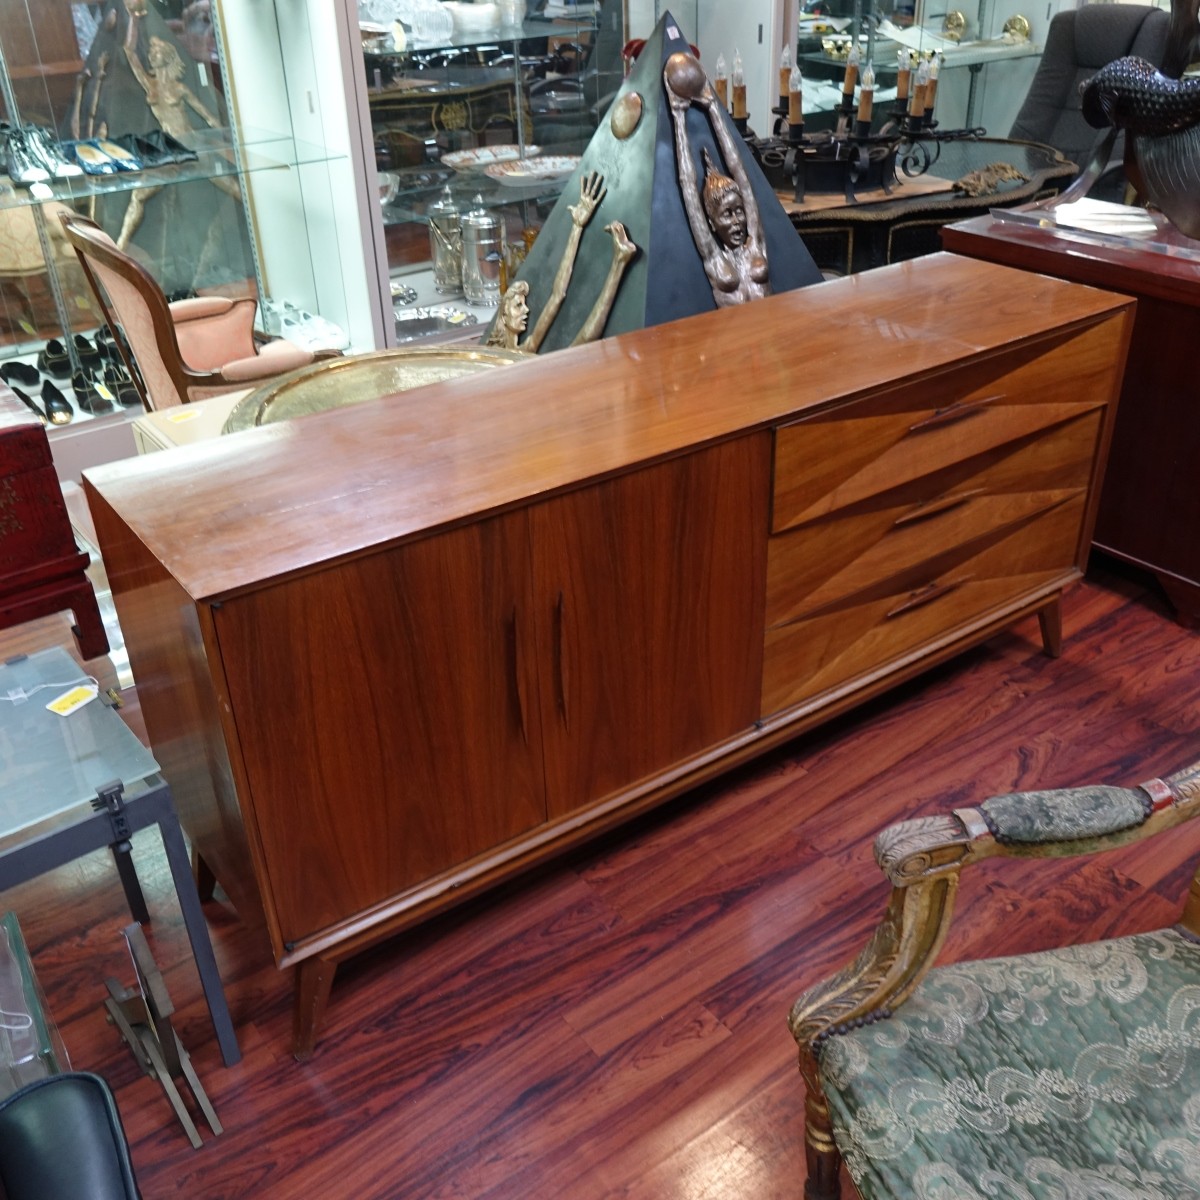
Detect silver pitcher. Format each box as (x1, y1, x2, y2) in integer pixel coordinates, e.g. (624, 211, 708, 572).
(427, 186, 463, 296)
(460, 195, 502, 307)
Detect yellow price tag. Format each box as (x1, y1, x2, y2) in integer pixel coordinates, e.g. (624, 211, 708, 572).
(46, 685, 98, 716)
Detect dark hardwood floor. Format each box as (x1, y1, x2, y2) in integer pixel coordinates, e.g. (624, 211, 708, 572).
(5, 555, 1200, 1199)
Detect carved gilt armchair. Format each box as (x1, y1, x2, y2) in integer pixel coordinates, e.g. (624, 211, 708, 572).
(789, 759, 1200, 1200)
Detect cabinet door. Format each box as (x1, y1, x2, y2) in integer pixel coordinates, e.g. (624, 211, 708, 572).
(213, 511, 546, 948)
(530, 435, 770, 818)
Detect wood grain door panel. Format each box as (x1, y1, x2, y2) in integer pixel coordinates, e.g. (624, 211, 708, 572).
(771, 320, 1117, 533)
(766, 412, 1102, 626)
(213, 513, 546, 947)
(761, 495, 1086, 716)
(531, 436, 770, 818)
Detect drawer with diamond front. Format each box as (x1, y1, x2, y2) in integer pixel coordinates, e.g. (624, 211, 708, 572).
(765, 408, 1103, 633)
(761, 492, 1088, 716)
(771, 318, 1117, 536)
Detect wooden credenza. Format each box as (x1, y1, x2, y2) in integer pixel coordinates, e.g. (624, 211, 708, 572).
(82, 255, 1133, 1057)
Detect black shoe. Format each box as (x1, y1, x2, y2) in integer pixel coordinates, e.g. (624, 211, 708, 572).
(36, 338, 70, 378)
(0, 359, 39, 386)
(102, 365, 142, 407)
(145, 128, 198, 164)
(72, 369, 113, 414)
(40, 380, 73, 424)
(72, 333, 101, 370)
(10, 386, 46, 424)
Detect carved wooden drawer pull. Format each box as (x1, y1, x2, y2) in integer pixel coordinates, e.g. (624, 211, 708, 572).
(908, 393, 1004, 433)
(892, 488, 985, 528)
(886, 575, 973, 619)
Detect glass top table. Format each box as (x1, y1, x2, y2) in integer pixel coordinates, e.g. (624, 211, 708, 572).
(0, 649, 157, 836)
(0, 648, 239, 1067)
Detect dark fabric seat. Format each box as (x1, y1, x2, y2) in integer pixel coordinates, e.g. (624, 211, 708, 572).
(0, 1072, 141, 1199)
(1008, 4, 1170, 189)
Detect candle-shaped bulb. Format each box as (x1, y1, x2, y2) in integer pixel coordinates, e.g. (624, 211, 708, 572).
(909, 57, 929, 116)
(857, 61, 875, 124)
(732, 48, 747, 117)
(779, 43, 792, 98)
(788, 64, 803, 125)
(842, 41, 859, 95)
(925, 52, 941, 114)
(896, 46, 911, 100)
(714, 52, 728, 107)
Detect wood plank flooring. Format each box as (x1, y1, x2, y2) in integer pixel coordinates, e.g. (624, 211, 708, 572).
(5, 556, 1200, 1199)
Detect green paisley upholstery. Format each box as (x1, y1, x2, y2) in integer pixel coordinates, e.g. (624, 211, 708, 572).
(819, 927, 1200, 1200)
(979, 785, 1153, 844)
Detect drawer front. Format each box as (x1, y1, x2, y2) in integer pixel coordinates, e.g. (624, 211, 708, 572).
(766, 410, 1102, 627)
(772, 319, 1117, 534)
(761, 495, 1085, 716)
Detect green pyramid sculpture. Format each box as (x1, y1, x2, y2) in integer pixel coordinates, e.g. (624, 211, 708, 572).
(494, 10, 823, 352)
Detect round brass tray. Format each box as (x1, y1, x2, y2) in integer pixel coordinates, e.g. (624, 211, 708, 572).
(222, 345, 525, 434)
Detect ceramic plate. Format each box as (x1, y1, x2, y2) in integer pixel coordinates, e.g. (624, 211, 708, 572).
(484, 155, 581, 186)
(442, 145, 541, 171)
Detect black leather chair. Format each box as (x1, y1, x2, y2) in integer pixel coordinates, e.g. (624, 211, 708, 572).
(0, 1072, 141, 1199)
(1008, 4, 1170, 195)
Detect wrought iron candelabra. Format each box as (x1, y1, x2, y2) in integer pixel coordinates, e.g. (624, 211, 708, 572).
(748, 89, 985, 204)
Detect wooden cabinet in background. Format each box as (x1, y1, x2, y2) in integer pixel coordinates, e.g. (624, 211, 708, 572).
(942, 214, 1200, 624)
(83, 255, 1133, 1058)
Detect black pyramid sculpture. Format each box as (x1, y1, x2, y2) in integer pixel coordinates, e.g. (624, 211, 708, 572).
(499, 10, 823, 352)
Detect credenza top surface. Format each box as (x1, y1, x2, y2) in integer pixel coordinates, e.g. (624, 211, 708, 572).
(83, 253, 1131, 601)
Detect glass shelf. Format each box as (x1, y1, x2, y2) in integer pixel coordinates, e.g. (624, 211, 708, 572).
(0, 127, 340, 212)
(364, 14, 597, 56)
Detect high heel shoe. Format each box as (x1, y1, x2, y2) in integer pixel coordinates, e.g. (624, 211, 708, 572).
(4, 128, 49, 186)
(25, 126, 82, 179)
(72, 369, 113, 414)
(10, 386, 46, 424)
(40, 380, 73, 425)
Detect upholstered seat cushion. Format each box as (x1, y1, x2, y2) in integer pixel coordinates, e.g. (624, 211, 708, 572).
(819, 927, 1200, 1199)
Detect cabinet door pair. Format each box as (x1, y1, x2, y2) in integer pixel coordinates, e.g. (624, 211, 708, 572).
(214, 436, 770, 947)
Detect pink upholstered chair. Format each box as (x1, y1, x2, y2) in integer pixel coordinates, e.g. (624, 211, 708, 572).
(59, 213, 322, 412)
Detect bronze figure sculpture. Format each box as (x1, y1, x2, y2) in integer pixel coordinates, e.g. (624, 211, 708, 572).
(664, 51, 769, 307)
(117, 0, 241, 249)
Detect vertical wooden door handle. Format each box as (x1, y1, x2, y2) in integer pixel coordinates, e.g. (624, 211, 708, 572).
(554, 590, 570, 730)
(509, 606, 528, 744)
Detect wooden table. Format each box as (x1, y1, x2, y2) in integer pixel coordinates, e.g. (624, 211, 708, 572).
(785, 138, 1076, 275)
(942, 210, 1200, 624)
(82, 255, 1132, 1057)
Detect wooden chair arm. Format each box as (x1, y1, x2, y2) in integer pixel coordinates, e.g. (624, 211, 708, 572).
(789, 760, 1200, 1066)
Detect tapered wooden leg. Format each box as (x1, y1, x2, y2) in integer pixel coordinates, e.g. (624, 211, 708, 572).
(804, 1087, 844, 1199)
(293, 956, 338, 1061)
(1038, 596, 1063, 659)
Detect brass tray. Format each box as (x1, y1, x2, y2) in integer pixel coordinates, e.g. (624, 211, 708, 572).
(222, 346, 524, 434)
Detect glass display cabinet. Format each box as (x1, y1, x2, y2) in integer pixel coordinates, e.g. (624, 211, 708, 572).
(0, 0, 372, 474)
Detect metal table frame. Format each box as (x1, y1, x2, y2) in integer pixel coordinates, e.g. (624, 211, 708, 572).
(0, 650, 239, 1067)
